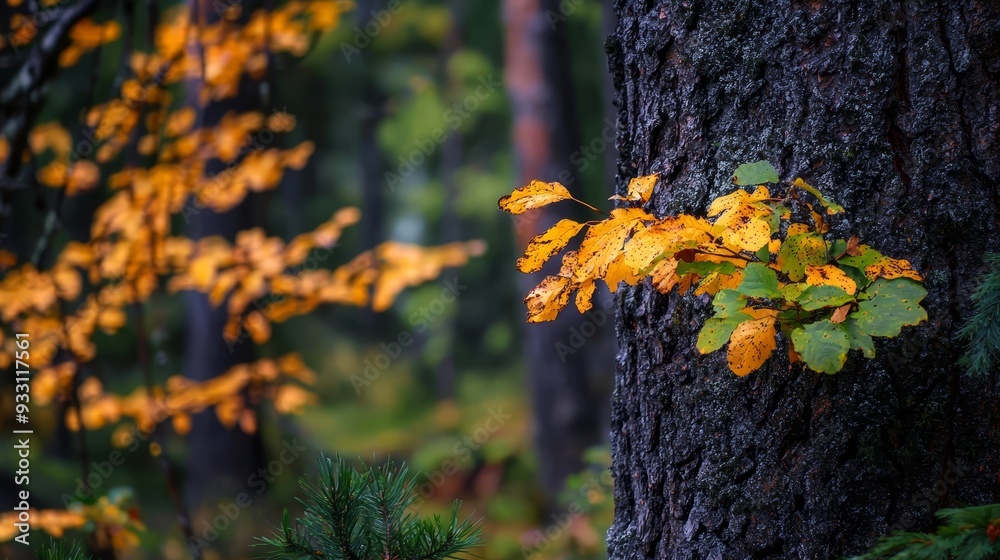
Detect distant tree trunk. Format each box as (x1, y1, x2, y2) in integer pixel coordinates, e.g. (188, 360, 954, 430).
(435, 0, 464, 401)
(504, 0, 611, 505)
(606, 2, 1000, 558)
(182, 0, 264, 506)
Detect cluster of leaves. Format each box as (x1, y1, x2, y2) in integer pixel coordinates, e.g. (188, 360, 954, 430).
(0, 0, 483, 441)
(257, 455, 482, 560)
(0, 489, 144, 552)
(851, 504, 1000, 560)
(957, 253, 1000, 376)
(0, 0, 484, 553)
(32, 353, 316, 440)
(499, 161, 927, 375)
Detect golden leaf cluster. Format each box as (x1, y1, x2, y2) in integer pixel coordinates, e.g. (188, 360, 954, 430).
(501, 167, 926, 375)
(0, 492, 145, 551)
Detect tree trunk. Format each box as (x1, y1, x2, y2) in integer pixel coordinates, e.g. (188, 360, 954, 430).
(504, 0, 613, 505)
(182, 0, 264, 506)
(606, 2, 1000, 558)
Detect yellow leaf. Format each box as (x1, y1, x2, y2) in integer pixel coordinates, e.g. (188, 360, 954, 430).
(707, 189, 749, 217)
(694, 270, 744, 297)
(498, 180, 573, 215)
(516, 219, 586, 273)
(165, 107, 196, 137)
(626, 174, 658, 203)
(622, 217, 710, 272)
(805, 264, 857, 295)
(787, 223, 811, 236)
(172, 413, 192, 435)
(66, 161, 100, 195)
(575, 279, 596, 313)
(808, 204, 829, 234)
(604, 253, 642, 292)
(273, 384, 316, 414)
(524, 275, 572, 323)
(244, 311, 271, 343)
(726, 315, 777, 376)
(715, 202, 772, 252)
(649, 257, 679, 294)
(283, 141, 315, 170)
(576, 208, 654, 280)
(749, 185, 770, 200)
(865, 257, 922, 282)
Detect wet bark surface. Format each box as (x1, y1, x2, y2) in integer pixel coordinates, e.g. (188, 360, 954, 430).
(605, 1, 1000, 558)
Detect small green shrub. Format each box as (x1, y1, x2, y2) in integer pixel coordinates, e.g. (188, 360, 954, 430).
(257, 454, 482, 560)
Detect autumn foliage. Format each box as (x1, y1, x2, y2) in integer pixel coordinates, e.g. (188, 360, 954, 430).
(500, 161, 927, 376)
(0, 0, 484, 552)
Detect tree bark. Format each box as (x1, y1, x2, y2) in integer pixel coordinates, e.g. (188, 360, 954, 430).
(606, 1, 1000, 558)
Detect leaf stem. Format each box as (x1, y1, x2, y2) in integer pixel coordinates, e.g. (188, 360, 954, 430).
(570, 197, 606, 215)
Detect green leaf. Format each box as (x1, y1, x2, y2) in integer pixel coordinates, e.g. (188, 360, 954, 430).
(713, 289, 747, 317)
(850, 278, 928, 337)
(798, 285, 855, 311)
(828, 239, 848, 260)
(732, 160, 779, 185)
(792, 178, 845, 214)
(738, 262, 781, 298)
(697, 313, 750, 354)
(791, 321, 851, 374)
(838, 245, 884, 270)
(781, 282, 809, 302)
(763, 205, 781, 234)
(677, 260, 739, 277)
(778, 233, 828, 281)
(756, 243, 770, 263)
(837, 264, 871, 291)
(845, 318, 875, 359)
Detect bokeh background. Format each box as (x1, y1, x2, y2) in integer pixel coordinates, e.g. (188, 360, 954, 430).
(0, 0, 623, 558)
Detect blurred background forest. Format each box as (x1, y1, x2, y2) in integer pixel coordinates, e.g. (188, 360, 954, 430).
(0, 0, 621, 558)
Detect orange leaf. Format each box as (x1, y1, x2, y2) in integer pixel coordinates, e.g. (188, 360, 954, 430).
(516, 219, 585, 273)
(498, 180, 573, 214)
(726, 315, 777, 376)
(805, 264, 858, 295)
(523, 275, 573, 323)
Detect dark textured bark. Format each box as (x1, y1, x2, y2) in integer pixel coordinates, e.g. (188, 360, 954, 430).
(606, 1, 1000, 558)
(504, 0, 613, 504)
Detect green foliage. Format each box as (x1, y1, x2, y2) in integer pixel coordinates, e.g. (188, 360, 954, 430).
(36, 539, 91, 560)
(791, 321, 850, 374)
(850, 504, 1000, 560)
(852, 279, 929, 337)
(732, 160, 779, 185)
(958, 253, 1000, 376)
(257, 455, 482, 560)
